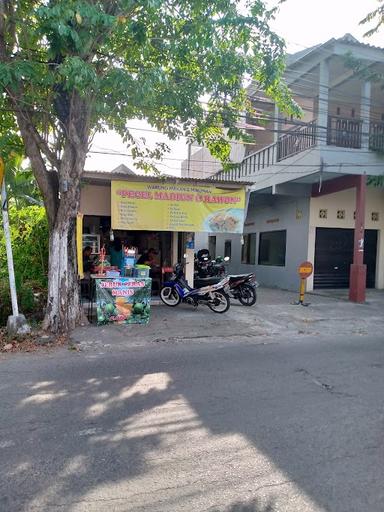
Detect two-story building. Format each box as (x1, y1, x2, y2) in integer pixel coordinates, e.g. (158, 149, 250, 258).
(192, 34, 384, 301)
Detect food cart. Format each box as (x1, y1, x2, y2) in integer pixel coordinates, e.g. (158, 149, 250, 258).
(85, 246, 152, 325)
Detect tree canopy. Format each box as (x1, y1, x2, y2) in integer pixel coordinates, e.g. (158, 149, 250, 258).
(0, 0, 296, 332)
(360, 1, 384, 37)
(0, 1, 295, 195)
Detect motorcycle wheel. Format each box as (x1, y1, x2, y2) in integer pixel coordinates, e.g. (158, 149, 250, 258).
(238, 284, 257, 306)
(160, 286, 181, 307)
(208, 291, 230, 313)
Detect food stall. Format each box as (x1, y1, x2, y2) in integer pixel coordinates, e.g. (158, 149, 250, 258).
(78, 170, 248, 325)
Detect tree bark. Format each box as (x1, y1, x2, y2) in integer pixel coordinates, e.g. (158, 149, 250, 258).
(42, 92, 90, 333)
(43, 214, 80, 333)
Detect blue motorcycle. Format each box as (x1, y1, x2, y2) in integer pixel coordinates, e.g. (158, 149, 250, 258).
(160, 264, 230, 313)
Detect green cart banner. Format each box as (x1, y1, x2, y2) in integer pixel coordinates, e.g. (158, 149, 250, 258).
(95, 277, 152, 325)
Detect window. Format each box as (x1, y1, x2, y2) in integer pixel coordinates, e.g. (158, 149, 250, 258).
(208, 236, 216, 259)
(241, 234, 256, 264)
(258, 230, 286, 267)
(224, 240, 232, 259)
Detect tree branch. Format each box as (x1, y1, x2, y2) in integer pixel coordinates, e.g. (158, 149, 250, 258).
(15, 111, 59, 228)
(5, 87, 61, 170)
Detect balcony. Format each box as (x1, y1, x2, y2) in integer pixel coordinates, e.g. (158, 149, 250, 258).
(369, 121, 384, 152)
(211, 116, 384, 182)
(327, 115, 363, 149)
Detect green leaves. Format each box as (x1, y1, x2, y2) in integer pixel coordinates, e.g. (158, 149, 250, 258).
(360, 1, 384, 37)
(58, 57, 98, 93)
(368, 176, 384, 187)
(2, 0, 295, 171)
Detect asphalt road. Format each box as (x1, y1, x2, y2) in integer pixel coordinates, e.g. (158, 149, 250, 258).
(0, 329, 383, 512)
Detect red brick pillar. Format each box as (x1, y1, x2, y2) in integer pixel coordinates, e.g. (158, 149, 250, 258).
(349, 175, 367, 303)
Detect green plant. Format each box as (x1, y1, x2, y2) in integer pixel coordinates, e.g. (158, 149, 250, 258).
(0, 205, 48, 325)
(0, 205, 49, 286)
(0, 279, 46, 326)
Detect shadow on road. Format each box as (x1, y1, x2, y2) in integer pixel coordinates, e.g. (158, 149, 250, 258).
(1, 333, 383, 511)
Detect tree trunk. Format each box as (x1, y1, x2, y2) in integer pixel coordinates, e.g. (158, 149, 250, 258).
(42, 120, 89, 333)
(13, 89, 91, 333)
(43, 213, 80, 333)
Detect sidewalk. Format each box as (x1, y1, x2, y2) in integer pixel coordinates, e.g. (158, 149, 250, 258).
(74, 288, 384, 351)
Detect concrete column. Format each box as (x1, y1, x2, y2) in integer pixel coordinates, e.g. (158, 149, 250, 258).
(306, 226, 316, 291)
(361, 81, 371, 149)
(185, 248, 195, 287)
(172, 232, 178, 266)
(318, 60, 329, 146)
(349, 175, 367, 302)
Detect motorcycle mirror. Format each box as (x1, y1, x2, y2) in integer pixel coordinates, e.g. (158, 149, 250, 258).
(183, 253, 187, 259)
(203, 257, 209, 261)
(224, 256, 230, 262)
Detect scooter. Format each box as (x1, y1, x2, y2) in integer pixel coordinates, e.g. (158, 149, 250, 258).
(160, 264, 231, 313)
(194, 271, 258, 306)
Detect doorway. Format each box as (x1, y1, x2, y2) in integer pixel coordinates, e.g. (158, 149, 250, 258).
(314, 228, 378, 289)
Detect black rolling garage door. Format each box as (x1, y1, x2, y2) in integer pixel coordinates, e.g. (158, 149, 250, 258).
(314, 228, 377, 289)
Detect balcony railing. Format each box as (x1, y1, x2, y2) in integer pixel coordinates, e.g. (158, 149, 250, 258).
(211, 142, 278, 182)
(212, 115, 383, 183)
(277, 120, 317, 162)
(327, 115, 363, 149)
(369, 121, 384, 152)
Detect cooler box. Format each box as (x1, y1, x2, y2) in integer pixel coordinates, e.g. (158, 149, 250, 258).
(133, 265, 150, 278)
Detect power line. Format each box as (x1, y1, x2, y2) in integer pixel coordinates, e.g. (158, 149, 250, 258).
(88, 148, 384, 168)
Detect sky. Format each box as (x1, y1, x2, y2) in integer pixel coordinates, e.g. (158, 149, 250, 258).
(85, 0, 383, 175)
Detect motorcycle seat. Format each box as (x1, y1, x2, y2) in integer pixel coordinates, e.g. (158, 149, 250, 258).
(228, 274, 254, 279)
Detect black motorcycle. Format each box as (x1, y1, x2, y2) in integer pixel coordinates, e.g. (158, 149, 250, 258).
(227, 273, 258, 306)
(195, 252, 228, 279)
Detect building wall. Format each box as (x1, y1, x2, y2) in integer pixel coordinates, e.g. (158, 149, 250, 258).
(214, 195, 311, 290)
(307, 186, 384, 290)
(180, 146, 222, 179)
(181, 140, 246, 179)
(80, 184, 111, 216)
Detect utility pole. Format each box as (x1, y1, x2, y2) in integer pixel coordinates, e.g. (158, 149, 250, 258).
(0, 157, 30, 335)
(187, 142, 191, 178)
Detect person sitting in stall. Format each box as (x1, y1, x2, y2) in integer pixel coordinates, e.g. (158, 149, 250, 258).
(137, 248, 161, 292)
(109, 237, 125, 274)
(82, 246, 95, 275)
(137, 248, 158, 267)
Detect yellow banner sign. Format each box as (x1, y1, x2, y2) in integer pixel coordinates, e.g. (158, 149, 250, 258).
(111, 180, 245, 233)
(76, 213, 84, 279)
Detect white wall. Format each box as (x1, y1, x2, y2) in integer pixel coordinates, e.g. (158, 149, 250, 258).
(80, 184, 111, 216)
(307, 187, 384, 289)
(214, 195, 311, 290)
(181, 140, 246, 179)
